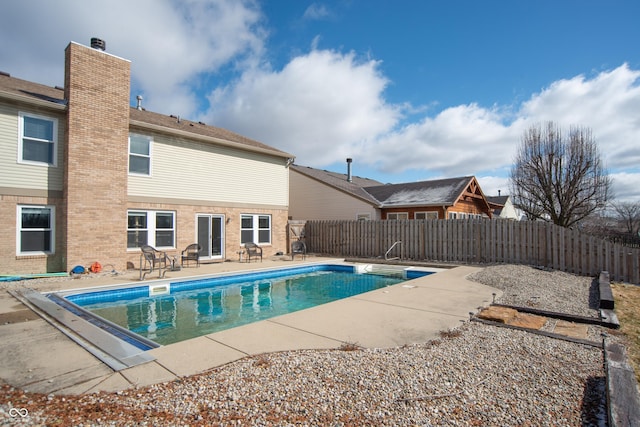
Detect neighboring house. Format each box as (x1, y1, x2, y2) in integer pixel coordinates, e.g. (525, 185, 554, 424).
(0, 40, 293, 274)
(289, 161, 493, 221)
(487, 194, 521, 220)
(367, 175, 493, 220)
(289, 161, 383, 220)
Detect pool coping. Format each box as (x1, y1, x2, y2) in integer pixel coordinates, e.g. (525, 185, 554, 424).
(1, 259, 502, 395)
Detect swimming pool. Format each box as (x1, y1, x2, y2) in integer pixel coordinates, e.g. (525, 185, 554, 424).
(53, 264, 432, 348)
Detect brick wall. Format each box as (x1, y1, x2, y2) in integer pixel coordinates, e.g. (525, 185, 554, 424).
(63, 42, 130, 271)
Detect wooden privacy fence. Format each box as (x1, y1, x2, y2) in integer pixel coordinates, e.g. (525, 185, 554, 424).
(303, 219, 640, 284)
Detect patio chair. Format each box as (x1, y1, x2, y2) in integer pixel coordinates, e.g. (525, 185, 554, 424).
(181, 243, 201, 267)
(244, 242, 263, 262)
(291, 240, 306, 260)
(139, 244, 170, 280)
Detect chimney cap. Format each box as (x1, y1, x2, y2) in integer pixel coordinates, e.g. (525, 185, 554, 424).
(90, 38, 106, 51)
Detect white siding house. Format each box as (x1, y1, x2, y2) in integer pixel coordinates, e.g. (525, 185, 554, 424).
(289, 164, 381, 221)
(0, 41, 294, 274)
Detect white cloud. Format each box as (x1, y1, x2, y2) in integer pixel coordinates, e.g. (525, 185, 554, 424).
(206, 49, 401, 163)
(0, 0, 265, 118)
(303, 3, 331, 20)
(518, 64, 640, 171)
(477, 176, 511, 198)
(356, 64, 640, 181)
(361, 104, 519, 176)
(610, 172, 640, 202)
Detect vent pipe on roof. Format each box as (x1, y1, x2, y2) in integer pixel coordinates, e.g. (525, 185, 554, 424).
(136, 95, 143, 110)
(498, 189, 501, 196)
(90, 38, 106, 51)
(346, 158, 353, 182)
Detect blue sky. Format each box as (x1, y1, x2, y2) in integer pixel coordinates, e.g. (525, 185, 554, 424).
(2, 0, 639, 201)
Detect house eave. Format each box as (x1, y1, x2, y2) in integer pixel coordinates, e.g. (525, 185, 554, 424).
(0, 90, 67, 111)
(129, 119, 294, 160)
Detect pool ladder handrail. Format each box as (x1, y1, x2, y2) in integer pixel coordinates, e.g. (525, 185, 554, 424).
(385, 240, 403, 261)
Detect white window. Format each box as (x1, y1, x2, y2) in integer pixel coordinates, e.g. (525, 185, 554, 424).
(387, 212, 408, 220)
(17, 205, 54, 255)
(415, 211, 439, 220)
(240, 214, 271, 244)
(127, 210, 175, 249)
(356, 213, 371, 221)
(18, 112, 58, 166)
(129, 133, 152, 175)
(448, 212, 459, 219)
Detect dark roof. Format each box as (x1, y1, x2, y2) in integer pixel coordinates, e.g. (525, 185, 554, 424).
(486, 195, 509, 216)
(365, 176, 475, 207)
(486, 195, 508, 206)
(0, 73, 292, 159)
(129, 108, 292, 158)
(0, 73, 65, 106)
(291, 164, 486, 209)
(290, 164, 383, 205)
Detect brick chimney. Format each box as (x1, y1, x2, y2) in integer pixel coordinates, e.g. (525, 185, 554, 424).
(63, 41, 130, 270)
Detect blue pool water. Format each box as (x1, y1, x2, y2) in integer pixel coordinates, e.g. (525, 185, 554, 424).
(60, 264, 431, 346)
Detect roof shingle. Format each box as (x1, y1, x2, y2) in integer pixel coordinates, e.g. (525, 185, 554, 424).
(0, 73, 292, 158)
(365, 176, 474, 207)
(291, 164, 483, 209)
(290, 164, 383, 205)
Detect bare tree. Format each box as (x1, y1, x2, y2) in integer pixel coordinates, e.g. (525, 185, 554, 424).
(612, 201, 640, 236)
(509, 122, 612, 227)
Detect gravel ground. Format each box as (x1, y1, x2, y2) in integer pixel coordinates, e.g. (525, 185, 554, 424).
(467, 264, 601, 318)
(1, 264, 611, 426)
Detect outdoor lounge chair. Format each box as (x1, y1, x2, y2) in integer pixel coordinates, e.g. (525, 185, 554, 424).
(244, 242, 263, 262)
(291, 240, 306, 260)
(181, 243, 201, 267)
(140, 244, 171, 280)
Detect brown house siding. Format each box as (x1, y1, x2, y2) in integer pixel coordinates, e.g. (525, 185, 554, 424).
(381, 199, 489, 220)
(381, 207, 446, 219)
(451, 199, 487, 215)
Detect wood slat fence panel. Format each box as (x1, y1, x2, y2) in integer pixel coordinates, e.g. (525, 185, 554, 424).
(302, 219, 640, 284)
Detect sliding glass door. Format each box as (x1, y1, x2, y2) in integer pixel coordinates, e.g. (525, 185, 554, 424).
(196, 214, 224, 260)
